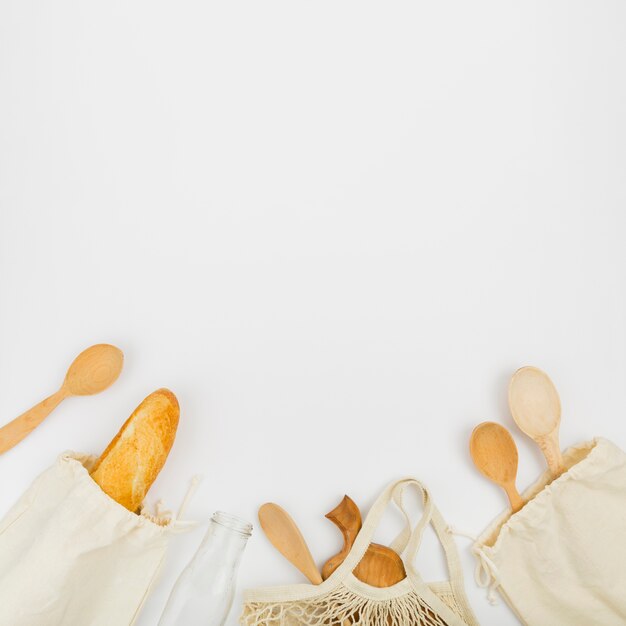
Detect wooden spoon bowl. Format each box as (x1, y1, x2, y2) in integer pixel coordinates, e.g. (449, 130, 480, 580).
(64, 344, 124, 395)
(509, 366, 565, 476)
(470, 422, 524, 512)
(258, 503, 323, 585)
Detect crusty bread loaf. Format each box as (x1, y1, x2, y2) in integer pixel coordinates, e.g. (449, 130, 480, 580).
(90, 388, 179, 512)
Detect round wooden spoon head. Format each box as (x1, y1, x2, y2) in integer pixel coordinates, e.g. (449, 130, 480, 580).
(509, 366, 564, 476)
(470, 422, 524, 512)
(354, 544, 406, 588)
(258, 503, 323, 585)
(508, 366, 561, 438)
(63, 344, 124, 396)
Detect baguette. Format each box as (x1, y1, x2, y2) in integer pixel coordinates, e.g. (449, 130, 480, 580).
(90, 388, 179, 512)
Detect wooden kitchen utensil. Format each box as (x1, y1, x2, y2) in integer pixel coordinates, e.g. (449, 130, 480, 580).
(509, 365, 565, 476)
(470, 422, 524, 512)
(0, 344, 124, 454)
(322, 495, 406, 587)
(258, 503, 323, 585)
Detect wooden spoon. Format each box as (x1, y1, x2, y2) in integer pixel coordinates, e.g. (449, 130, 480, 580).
(258, 503, 323, 585)
(322, 495, 406, 587)
(470, 422, 524, 512)
(509, 366, 565, 476)
(0, 344, 124, 454)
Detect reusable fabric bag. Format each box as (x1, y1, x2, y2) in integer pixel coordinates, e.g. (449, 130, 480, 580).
(242, 477, 480, 626)
(473, 437, 626, 625)
(0, 451, 189, 626)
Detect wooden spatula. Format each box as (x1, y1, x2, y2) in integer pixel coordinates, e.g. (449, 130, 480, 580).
(258, 503, 323, 585)
(322, 495, 406, 587)
(470, 422, 524, 513)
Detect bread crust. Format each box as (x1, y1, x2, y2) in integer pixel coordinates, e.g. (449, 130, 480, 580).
(90, 388, 179, 512)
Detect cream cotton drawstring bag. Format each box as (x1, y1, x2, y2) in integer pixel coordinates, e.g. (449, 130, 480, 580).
(241, 477, 480, 626)
(472, 437, 626, 626)
(0, 452, 194, 626)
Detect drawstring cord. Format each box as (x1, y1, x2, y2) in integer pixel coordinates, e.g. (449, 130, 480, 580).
(446, 525, 476, 542)
(446, 525, 501, 605)
(472, 546, 501, 605)
(177, 474, 203, 520)
(163, 474, 203, 531)
(141, 475, 202, 530)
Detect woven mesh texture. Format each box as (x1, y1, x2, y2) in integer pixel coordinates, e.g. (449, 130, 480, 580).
(241, 581, 463, 625)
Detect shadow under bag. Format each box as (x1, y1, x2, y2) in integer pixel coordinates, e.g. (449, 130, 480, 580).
(241, 477, 480, 626)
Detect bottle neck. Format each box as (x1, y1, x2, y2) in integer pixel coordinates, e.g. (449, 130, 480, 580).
(196, 512, 252, 563)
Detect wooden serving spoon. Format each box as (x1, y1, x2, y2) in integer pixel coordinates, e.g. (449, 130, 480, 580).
(322, 495, 406, 587)
(470, 422, 524, 512)
(258, 503, 323, 585)
(0, 344, 124, 454)
(509, 366, 565, 476)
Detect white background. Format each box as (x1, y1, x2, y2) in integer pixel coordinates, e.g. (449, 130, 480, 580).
(1, 2, 626, 625)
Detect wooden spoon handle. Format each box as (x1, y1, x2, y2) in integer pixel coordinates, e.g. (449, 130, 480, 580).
(504, 483, 524, 513)
(0, 388, 68, 454)
(322, 495, 362, 580)
(537, 430, 565, 477)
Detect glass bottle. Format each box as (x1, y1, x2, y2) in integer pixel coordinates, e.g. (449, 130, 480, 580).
(158, 511, 253, 626)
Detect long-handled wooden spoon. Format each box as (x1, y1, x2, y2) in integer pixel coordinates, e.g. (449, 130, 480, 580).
(322, 495, 406, 587)
(509, 366, 565, 476)
(0, 344, 124, 454)
(470, 422, 524, 512)
(258, 503, 323, 584)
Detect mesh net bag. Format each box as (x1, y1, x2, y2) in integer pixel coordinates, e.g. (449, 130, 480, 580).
(241, 478, 480, 626)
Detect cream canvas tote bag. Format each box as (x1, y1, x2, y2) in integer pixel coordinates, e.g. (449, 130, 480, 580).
(0, 452, 189, 626)
(242, 477, 480, 626)
(473, 438, 626, 625)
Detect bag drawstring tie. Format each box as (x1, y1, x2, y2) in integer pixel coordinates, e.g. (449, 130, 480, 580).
(176, 474, 202, 520)
(164, 474, 203, 531)
(141, 475, 202, 531)
(446, 525, 501, 605)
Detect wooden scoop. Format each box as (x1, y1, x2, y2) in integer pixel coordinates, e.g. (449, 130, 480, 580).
(470, 422, 524, 512)
(322, 495, 406, 587)
(0, 344, 124, 454)
(258, 503, 323, 584)
(509, 366, 565, 476)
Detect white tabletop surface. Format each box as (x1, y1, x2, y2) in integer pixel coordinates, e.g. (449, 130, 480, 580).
(1, 2, 626, 625)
